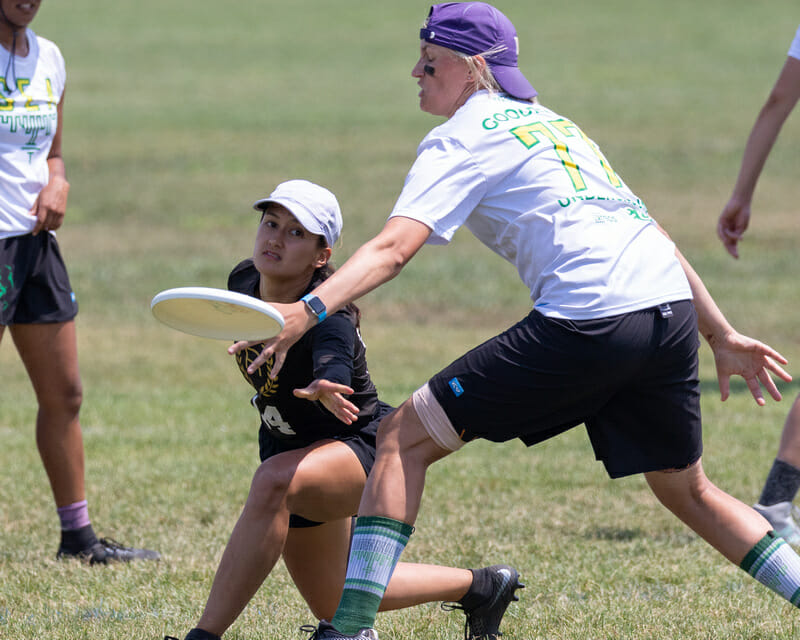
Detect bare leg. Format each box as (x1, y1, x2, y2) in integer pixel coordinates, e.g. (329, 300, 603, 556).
(285, 523, 473, 620)
(196, 440, 367, 636)
(10, 321, 85, 507)
(196, 425, 472, 636)
(358, 400, 453, 523)
(645, 458, 770, 564)
(326, 400, 503, 636)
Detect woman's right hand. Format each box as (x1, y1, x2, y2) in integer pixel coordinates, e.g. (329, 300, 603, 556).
(228, 300, 317, 376)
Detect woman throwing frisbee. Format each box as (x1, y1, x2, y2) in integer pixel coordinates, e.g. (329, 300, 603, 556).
(168, 180, 522, 640)
(243, 5, 800, 638)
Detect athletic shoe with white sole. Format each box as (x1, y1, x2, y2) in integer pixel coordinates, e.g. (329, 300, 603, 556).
(442, 564, 524, 639)
(300, 621, 379, 639)
(754, 501, 800, 545)
(57, 537, 161, 565)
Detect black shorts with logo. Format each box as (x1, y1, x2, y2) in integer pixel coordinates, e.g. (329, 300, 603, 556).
(428, 300, 702, 479)
(0, 232, 77, 325)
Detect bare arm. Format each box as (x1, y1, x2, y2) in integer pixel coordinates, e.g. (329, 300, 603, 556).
(717, 55, 800, 258)
(232, 216, 433, 376)
(673, 243, 791, 404)
(31, 92, 70, 235)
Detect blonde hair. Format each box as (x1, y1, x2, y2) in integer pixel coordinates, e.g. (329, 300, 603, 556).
(452, 48, 538, 104)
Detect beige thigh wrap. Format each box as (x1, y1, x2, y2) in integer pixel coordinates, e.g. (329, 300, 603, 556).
(411, 382, 465, 452)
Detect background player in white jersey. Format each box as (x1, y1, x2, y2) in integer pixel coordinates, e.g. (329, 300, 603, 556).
(717, 25, 800, 544)
(167, 180, 522, 640)
(0, 0, 158, 563)
(239, 4, 800, 638)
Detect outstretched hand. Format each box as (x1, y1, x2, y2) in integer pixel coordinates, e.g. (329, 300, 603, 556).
(710, 329, 792, 405)
(294, 378, 360, 425)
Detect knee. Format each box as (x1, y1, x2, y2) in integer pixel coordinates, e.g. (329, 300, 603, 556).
(64, 382, 83, 416)
(39, 379, 83, 419)
(647, 463, 714, 510)
(248, 459, 296, 511)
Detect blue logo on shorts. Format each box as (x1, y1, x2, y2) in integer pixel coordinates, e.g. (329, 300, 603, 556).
(448, 377, 464, 397)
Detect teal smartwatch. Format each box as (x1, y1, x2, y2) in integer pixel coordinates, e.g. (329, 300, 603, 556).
(301, 293, 327, 323)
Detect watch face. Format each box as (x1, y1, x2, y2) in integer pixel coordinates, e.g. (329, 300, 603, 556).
(305, 295, 326, 315)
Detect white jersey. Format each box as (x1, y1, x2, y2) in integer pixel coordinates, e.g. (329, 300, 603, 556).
(0, 30, 66, 239)
(389, 91, 691, 320)
(789, 25, 800, 60)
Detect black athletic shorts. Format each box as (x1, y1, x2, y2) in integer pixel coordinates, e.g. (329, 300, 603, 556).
(258, 402, 389, 527)
(0, 232, 77, 326)
(428, 300, 702, 479)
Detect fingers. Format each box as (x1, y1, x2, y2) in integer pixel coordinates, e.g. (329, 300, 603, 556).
(270, 350, 287, 378)
(723, 240, 739, 259)
(765, 357, 793, 383)
(762, 347, 790, 367)
(745, 375, 767, 406)
(324, 397, 360, 425)
(293, 381, 360, 425)
(718, 376, 731, 402)
(227, 339, 284, 377)
(714, 335, 791, 405)
(29, 203, 64, 235)
(293, 380, 356, 401)
(246, 342, 277, 375)
(757, 369, 783, 403)
(730, 360, 788, 405)
(227, 340, 251, 355)
(716, 211, 745, 259)
(717, 227, 740, 259)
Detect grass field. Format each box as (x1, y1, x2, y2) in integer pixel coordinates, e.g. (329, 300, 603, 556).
(2, 1, 800, 638)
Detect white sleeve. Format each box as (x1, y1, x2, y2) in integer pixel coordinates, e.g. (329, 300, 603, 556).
(389, 136, 487, 245)
(788, 25, 800, 60)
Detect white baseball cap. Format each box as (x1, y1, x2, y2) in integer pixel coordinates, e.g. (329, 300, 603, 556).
(252, 179, 342, 247)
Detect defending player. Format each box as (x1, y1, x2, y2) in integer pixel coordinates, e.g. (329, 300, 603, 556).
(241, 4, 800, 638)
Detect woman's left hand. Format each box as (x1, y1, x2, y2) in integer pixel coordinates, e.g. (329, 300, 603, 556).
(30, 175, 69, 235)
(294, 378, 360, 425)
(709, 329, 792, 405)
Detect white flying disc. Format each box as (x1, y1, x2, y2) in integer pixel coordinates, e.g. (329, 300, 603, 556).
(151, 286, 284, 341)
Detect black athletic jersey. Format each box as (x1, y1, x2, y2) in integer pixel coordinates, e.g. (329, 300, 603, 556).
(228, 259, 391, 448)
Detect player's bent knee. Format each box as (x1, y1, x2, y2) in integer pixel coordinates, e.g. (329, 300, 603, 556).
(249, 458, 297, 508)
(645, 459, 712, 507)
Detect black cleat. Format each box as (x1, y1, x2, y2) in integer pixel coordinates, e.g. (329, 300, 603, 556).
(57, 537, 160, 565)
(443, 564, 524, 639)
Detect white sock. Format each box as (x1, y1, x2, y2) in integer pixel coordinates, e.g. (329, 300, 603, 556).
(741, 531, 800, 606)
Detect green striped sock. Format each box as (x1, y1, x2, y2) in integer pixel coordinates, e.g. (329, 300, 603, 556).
(331, 515, 414, 634)
(741, 531, 800, 606)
